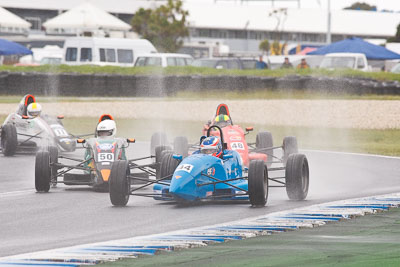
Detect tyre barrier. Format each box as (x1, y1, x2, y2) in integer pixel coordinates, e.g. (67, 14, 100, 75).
(1, 192, 400, 266)
(1, 71, 400, 97)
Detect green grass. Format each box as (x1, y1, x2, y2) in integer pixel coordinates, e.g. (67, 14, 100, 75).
(1, 65, 399, 82)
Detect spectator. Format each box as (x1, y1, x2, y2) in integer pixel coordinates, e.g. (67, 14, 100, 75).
(256, 56, 268, 69)
(281, 57, 293, 68)
(297, 58, 310, 69)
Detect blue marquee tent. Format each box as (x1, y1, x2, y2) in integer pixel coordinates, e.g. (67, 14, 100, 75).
(307, 37, 400, 60)
(0, 38, 32, 55)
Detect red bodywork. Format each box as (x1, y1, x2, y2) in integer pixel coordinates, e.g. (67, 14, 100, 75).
(202, 104, 267, 167)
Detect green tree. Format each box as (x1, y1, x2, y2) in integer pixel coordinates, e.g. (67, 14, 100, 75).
(259, 39, 270, 55)
(344, 2, 377, 11)
(387, 23, 400, 43)
(131, 0, 189, 52)
(272, 41, 281, 55)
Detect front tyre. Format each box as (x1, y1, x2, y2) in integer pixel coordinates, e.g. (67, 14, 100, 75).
(35, 151, 51, 192)
(109, 160, 130, 206)
(1, 124, 18, 156)
(285, 154, 309, 200)
(160, 152, 180, 180)
(248, 160, 268, 207)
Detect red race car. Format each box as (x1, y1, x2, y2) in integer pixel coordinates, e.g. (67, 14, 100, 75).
(202, 104, 298, 167)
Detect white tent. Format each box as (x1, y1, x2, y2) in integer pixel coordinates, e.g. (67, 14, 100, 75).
(0, 6, 31, 32)
(42, 2, 131, 35)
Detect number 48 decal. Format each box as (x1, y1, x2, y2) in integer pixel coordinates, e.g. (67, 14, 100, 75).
(230, 142, 245, 150)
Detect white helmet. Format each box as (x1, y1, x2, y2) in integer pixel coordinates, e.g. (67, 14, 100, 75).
(27, 103, 42, 117)
(96, 119, 116, 137)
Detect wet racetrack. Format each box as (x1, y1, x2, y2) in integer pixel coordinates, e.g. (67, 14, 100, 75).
(1, 142, 400, 257)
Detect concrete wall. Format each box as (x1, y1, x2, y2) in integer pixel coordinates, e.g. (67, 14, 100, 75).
(0, 71, 399, 97)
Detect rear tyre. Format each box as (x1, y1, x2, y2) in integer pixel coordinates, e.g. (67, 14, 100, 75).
(150, 132, 168, 156)
(256, 131, 273, 167)
(173, 136, 189, 158)
(109, 160, 130, 206)
(248, 160, 268, 207)
(1, 124, 18, 156)
(155, 145, 172, 179)
(282, 136, 298, 166)
(285, 154, 309, 200)
(35, 151, 51, 192)
(159, 152, 180, 180)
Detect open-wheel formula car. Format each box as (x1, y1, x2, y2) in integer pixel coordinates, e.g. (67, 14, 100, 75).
(150, 103, 299, 168)
(108, 125, 309, 207)
(1, 94, 76, 156)
(35, 116, 139, 192)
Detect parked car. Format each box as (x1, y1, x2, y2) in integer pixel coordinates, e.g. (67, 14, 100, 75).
(390, 62, 400, 73)
(191, 58, 254, 69)
(62, 37, 157, 67)
(134, 53, 193, 67)
(319, 53, 371, 71)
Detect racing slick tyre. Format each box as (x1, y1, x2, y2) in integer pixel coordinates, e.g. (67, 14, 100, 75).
(35, 151, 51, 192)
(256, 131, 273, 168)
(155, 145, 172, 179)
(282, 136, 298, 167)
(173, 136, 189, 158)
(109, 160, 130, 206)
(159, 152, 180, 181)
(150, 132, 168, 156)
(1, 123, 18, 156)
(285, 153, 309, 200)
(248, 160, 268, 207)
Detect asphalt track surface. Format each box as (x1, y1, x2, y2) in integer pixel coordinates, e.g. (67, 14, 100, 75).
(1, 142, 400, 257)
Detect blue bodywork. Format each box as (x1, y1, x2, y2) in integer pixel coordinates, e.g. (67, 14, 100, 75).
(153, 150, 249, 202)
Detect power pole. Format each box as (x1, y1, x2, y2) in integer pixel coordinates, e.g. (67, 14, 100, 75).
(326, 0, 331, 44)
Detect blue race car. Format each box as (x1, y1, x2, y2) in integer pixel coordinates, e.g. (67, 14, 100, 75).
(109, 126, 309, 207)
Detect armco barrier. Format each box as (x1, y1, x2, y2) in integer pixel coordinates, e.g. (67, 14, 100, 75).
(0, 71, 399, 96)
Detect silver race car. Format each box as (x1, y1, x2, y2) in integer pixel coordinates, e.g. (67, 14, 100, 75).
(0, 94, 76, 156)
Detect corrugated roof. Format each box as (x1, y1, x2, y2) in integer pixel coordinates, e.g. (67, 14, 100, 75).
(184, 2, 400, 37)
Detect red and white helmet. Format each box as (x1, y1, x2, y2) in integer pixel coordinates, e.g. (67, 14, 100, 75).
(200, 136, 222, 157)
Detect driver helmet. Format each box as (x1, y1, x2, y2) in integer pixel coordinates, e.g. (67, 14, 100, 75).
(200, 136, 222, 158)
(27, 103, 42, 117)
(96, 119, 117, 137)
(212, 114, 231, 128)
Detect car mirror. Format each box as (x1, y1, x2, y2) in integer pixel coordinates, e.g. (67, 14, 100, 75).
(245, 127, 253, 132)
(127, 138, 135, 143)
(223, 154, 233, 160)
(22, 115, 29, 119)
(57, 115, 64, 120)
(77, 139, 86, 144)
(172, 154, 183, 161)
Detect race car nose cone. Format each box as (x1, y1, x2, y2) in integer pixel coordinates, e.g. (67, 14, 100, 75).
(101, 169, 111, 182)
(170, 173, 197, 201)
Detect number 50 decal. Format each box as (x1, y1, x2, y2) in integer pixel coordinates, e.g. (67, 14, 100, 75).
(98, 153, 114, 162)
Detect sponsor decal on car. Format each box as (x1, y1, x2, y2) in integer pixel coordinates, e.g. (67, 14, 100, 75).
(228, 130, 239, 135)
(230, 136, 242, 141)
(176, 164, 194, 173)
(97, 143, 114, 150)
(207, 167, 215, 176)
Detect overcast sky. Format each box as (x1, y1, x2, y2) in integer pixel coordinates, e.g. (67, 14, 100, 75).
(189, 0, 400, 11)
